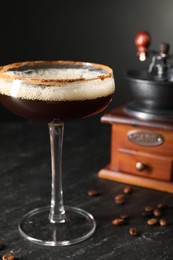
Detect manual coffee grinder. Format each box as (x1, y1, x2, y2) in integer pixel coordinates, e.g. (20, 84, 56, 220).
(99, 31, 173, 193)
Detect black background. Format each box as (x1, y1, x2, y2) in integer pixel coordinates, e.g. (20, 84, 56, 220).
(0, 0, 173, 119)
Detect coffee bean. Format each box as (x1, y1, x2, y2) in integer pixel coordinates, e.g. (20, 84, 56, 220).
(129, 227, 138, 236)
(88, 189, 100, 197)
(145, 206, 154, 212)
(147, 218, 158, 225)
(153, 209, 161, 217)
(159, 218, 168, 226)
(120, 213, 130, 220)
(114, 194, 125, 204)
(123, 186, 133, 194)
(115, 193, 125, 200)
(2, 253, 15, 260)
(156, 203, 167, 210)
(112, 218, 124, 225)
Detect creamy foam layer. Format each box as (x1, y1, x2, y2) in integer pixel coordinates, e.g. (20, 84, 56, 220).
(0, 67, 115, 101)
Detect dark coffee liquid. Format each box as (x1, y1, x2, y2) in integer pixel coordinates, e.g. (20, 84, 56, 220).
(0, 94, 113, 122)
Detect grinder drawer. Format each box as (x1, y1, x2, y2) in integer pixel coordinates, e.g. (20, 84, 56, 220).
(116, 148, 173, 181)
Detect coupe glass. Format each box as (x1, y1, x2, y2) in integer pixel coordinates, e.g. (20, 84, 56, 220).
(0, 61, 115, 246)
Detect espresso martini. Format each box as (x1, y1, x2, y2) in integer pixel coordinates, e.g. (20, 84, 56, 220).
(0, 60, 115, 246)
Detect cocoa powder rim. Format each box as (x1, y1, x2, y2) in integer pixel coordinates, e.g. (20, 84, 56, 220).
(0, 60, 113, 86)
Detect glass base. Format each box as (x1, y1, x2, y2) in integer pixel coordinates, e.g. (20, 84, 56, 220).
(18, 206, 96, 246)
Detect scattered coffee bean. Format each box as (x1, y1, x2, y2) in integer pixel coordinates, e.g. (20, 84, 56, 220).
(144, 206, 154, 212)
(153, 209, 161, 217)
(129, 227, 138, 236)
(120, 213, 130, 220)
(157, 203, 167, 210)
(114, 194, 125, 204)
(147, 218, 158, 225)
(112, 218, 124, 225)
(88, 189, 100, 197)
(123, 186, 133, 194)
(2, 253, 15, 260)
(159, 218, 168, 226)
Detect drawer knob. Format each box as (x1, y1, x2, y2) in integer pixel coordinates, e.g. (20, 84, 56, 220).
(136, 161, 145, 171)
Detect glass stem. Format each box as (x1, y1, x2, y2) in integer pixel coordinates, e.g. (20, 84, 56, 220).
(48, 120, 66, 224)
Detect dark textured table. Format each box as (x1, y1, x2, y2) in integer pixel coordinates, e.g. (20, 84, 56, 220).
(0, 113, 173, 260)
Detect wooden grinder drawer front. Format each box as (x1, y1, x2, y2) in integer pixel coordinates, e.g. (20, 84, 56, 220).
(116, 149, 173, 181)
(112, 124, 173, 156)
